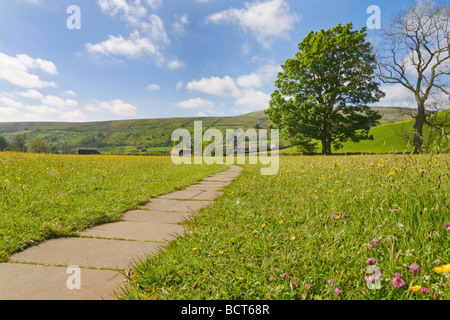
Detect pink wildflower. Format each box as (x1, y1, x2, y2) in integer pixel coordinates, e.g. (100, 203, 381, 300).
(327, 279, 334, 285)
(409, 263, 421, 275)
(392, 276, 405, 288)
(305, 284, 312, 290)
(334, 288, 342, 296)
(446, 222, 450, 230)
(365, 275, 375, 283)
(366, 258, 376, 265)
(420, 288, 429, 294)
(269, 276, 275, 281)
(434, 259, 441, 265)
(365, 243, 373, 249)
(372, 237, 379, 245)
(292, 281, 298, 288)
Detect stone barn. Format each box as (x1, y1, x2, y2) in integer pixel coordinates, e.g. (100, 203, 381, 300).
(77, 147, 100, 155)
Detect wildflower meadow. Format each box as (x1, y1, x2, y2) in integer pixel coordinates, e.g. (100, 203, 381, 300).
(121, 154, 449, 300)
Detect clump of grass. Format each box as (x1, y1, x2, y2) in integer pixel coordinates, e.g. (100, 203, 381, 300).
(120, 154, 449, 300)
(0, 152, 226, 261)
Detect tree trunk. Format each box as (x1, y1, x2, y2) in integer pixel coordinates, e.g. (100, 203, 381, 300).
(321, 138, 332, 155)
(321, 119, 332, 155)
(413, 102, 425, 154)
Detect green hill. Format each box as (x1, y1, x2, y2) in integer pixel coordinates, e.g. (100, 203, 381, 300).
(1, 107, 444, 155)
(281, 109, 450, 154)
(0, 111, 273, 155)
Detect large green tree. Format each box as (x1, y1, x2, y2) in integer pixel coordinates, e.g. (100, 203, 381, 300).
(28, 137, 50, 154)
(267, 23, 384, 155)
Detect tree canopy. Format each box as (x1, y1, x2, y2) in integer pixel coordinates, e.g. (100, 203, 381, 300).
(266, 23, 384, 155)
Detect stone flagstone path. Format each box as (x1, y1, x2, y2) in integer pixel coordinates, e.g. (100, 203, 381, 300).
(0, 165, 242, 300)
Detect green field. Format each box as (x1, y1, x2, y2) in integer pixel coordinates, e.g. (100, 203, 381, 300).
(120, 155, 450, 300)
(0, 107, 415, 155)
(0, 153, 226, 261)
(281, 110, 450, 155)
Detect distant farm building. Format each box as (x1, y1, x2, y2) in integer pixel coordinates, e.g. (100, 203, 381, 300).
(77, 147, 100, 155)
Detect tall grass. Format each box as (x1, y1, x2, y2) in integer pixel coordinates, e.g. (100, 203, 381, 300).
(121, 154, 449, 300)
(0, 152, 225, 261)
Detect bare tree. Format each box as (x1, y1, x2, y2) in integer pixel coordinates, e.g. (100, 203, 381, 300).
(377, 0, 450, 153)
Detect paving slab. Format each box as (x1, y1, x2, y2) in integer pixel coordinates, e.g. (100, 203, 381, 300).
(78, 221, 185, 242)
(170, 200, 214, 212)
(212, 172, 241, 176)
(202, 176, 236, 182)
(0, 263, 124, 300)
(143, 198, 214, 212)
(122, 210, 193, 224)
(196, 181, 232, 187)
(191, 190, 223, 200)
(10, 238, 163, 270)
(158, 190, 203, 200)
(183, 185, 224, 192)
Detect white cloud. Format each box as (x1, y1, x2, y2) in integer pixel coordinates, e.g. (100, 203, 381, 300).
(143, 14, 169, 44)
(21, 105, 86, 122)
(186, 62, 281, 114)
(236, 73, 263, 88)
(0, 107, 21, 119)
(0, 97, 24, 109)
(187, 76, 240, 97)
(177, 98, 215, 110)
(237, 63, 281, 88)
(376, 84, 416, 108)
(176, 81, 184, 91)
(86, 31, 162, 61)
(41, 95, 78, 109)
(20, 89, 44, 100)
(92, 1, 170, 65)
(63, 90, 77, 97)
(176, 98, 219, 116)
(16, 54, 58, 75)
(206, 0, 299, 47)
(234, 88, 270, 113)
(98, 0, 147, 24)
(0, 52, 57, 89)
(85, 99, 138, 116)
(173, 14, 189, 36)
(146, 83, 161, 91)
(145, 0, 162, 10)
(167, 58, 184, 70)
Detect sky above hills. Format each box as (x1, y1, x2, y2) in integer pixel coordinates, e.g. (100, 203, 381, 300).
(0, 0, 416, 122)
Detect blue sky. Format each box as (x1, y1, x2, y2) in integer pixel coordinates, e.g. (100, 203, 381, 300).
(0, 0, 416, 122)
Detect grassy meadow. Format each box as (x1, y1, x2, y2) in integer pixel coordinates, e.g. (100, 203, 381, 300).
(120, 154, 449, 300)
(0, 152, 226, 261)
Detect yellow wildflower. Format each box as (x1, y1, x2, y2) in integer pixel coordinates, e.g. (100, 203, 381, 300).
(434, 264, 450, 273)
(409, 285, 421, 292)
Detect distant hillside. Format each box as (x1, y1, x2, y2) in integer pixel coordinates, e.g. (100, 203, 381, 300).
(0, 107, 422, 155)
(281, 109, 450, 154)
(0, 111, 272, 155)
